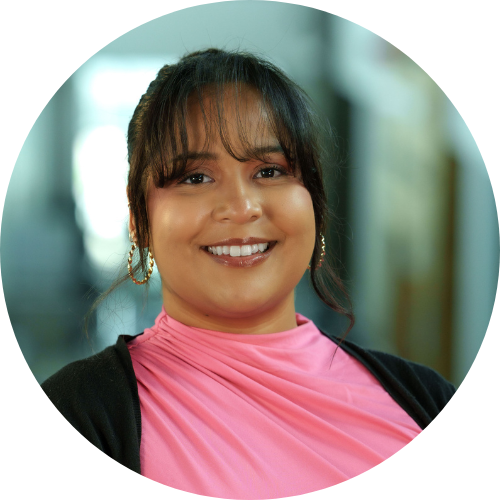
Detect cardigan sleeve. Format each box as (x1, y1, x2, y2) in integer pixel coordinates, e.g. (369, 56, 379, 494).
(41, 338, 141, 473)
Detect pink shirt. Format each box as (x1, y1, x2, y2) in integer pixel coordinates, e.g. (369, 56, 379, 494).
(128, 309, 421, 498)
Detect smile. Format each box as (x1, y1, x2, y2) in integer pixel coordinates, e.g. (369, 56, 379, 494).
(201, 241, 277, 268)
(207, 243, 270, 256)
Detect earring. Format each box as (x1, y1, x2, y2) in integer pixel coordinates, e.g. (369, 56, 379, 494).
(128, 242, 154, 285)
(308, 234, 326, 270)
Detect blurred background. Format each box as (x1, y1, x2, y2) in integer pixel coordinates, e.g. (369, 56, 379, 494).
(1, 1, 498, 387)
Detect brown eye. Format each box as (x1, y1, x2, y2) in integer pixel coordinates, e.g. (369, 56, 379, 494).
(255, 167, 285, 179)
(181, 173, 212, 184)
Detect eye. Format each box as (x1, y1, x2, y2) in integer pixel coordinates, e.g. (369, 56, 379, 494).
(180, 173, 212, 185)
(255, 166, 287, 179)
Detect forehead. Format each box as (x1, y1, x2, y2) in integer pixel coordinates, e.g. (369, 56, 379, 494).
(185, 85, 276, 151)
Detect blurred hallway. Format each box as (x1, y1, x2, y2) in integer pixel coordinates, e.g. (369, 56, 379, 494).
(1, 2, 497, 386)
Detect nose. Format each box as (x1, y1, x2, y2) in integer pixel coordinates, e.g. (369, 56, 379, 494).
(212, 176, 263, 224)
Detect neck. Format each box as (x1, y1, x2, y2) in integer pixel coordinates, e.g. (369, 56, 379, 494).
(161, 291, 298, 335)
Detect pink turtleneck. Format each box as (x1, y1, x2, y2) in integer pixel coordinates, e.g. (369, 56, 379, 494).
(128, 309, 420, 498)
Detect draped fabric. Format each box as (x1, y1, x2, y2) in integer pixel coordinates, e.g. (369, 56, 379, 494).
(128, 309, 420, 498)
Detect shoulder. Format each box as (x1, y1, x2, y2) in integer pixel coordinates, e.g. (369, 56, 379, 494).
(322, 331, 456, 428)
(42, 342, 125, 403)
(41, 339, 136, 431)
(360, 346, 456, 408)
(42, 334, 141, 399)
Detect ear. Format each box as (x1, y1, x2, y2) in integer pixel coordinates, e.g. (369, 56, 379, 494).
(128, 207, 136, 241)
(127, 188, 150, 248)
(127, 187, 136, 241)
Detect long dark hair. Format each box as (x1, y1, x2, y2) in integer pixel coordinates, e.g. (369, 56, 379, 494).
(89, 48, 354, 336)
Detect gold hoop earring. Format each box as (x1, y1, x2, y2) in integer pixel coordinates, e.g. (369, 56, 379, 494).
(308, 234, 326, 270)
(128, 242, 154, 285)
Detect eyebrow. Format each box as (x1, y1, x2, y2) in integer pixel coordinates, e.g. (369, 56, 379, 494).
(171, 145, 285, 164)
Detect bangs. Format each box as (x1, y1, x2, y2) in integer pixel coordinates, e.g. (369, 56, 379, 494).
(131, 51, 319, 188)
(147, 84, 310, 188)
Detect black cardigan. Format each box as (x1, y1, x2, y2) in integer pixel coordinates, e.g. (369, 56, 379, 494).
(41, 331, 456, 475)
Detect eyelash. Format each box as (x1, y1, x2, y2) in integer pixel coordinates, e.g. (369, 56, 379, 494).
(178, 165, 290, 185)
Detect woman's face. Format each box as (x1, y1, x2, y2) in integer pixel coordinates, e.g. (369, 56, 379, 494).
(142, 87, 316, 333)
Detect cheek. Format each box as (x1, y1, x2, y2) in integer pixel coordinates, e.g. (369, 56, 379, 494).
(147, 191, 204, 253)
(272, 185, 316, 239)
(148, 205, 200, 287)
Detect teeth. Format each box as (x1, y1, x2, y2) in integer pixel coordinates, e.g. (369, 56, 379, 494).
(207, 242, 270, 256)
(241, 245, 252, 256)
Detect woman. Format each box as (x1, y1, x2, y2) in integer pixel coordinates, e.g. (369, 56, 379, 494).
(42, 49, 455, 498)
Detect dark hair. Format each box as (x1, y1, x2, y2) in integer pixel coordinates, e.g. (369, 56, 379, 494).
(91, 48, 354, 336)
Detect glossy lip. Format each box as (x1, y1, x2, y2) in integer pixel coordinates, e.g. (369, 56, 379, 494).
(201, 241, 277, 268)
